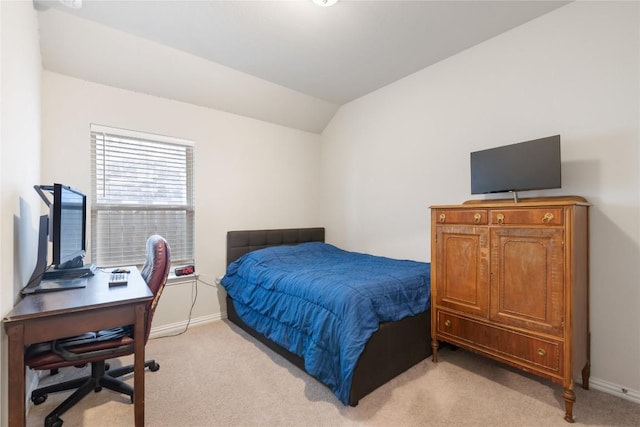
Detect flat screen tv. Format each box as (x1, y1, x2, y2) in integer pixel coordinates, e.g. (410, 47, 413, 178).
(470, 135, 561, 199)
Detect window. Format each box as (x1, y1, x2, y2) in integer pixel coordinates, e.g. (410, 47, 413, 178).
(91, 124, 194, 267)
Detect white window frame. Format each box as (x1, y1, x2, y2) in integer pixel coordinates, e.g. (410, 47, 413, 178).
(90, 124, 195, 268)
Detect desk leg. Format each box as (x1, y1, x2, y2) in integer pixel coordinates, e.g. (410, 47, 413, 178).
(134, 303, 146, 427)
(6, 323, 26, 427)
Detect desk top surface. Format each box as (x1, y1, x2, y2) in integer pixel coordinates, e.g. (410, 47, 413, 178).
(3, 266, 153, 323)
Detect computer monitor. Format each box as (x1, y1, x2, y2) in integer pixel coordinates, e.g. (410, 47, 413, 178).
(51, 183, 87, 269)
(23, 184, 95, 294)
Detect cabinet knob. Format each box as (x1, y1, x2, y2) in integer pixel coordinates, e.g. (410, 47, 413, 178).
(473, 213, 481, 224)
(439, 213, 446, 223)
(537, 348, 546, 357)
(496, 213, 505, 224)
(542, 212, 554, 223)
(444, 319, 451, 328)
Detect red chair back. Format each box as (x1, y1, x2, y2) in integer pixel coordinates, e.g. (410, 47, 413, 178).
(140, 235, 171, 343)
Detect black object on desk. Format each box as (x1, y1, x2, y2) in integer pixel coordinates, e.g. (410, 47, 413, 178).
(21, 278, 88, 295)
(42, 263, 96, 280)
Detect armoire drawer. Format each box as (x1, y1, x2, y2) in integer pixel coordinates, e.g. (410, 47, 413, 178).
(436, 311, 563, 375)
(490, 208, 563, 226)
(434, 209, 488, 225)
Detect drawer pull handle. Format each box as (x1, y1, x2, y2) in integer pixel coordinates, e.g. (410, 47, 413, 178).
(542, 212, 554, 223)
(537, 348, 546, 357)
(439, 213, 446, 223)
(496, 213, 505, 224)
(444, 319, 451, 328)
(473, 213, 481, 224)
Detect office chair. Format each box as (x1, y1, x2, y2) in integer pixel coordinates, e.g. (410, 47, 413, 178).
(25, 235, 171, 427)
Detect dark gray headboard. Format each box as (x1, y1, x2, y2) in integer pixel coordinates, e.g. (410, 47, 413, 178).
(226, 227, 325, 266)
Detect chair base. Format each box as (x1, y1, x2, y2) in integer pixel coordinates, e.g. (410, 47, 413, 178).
(32, 359, 159, 427)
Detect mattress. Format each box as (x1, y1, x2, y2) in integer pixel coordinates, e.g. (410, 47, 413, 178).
(220, 242, 431, 404)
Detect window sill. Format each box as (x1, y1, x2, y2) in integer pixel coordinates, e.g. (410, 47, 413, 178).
(166, 272, 197, 285)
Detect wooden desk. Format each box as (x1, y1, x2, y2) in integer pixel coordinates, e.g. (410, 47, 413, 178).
(3, 267, 153, 427)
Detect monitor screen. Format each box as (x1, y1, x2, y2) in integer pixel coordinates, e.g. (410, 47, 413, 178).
(52, 183, 87, 268)
(470, 135, 561, 195)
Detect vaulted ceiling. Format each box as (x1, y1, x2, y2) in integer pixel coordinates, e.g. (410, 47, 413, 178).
(35, 0, 570, 133)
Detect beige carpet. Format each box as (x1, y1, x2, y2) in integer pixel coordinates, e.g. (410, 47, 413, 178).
(27, 320, 639, 426)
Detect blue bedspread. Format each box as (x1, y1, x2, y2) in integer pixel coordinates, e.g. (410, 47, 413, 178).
(220, 242, 430, 404)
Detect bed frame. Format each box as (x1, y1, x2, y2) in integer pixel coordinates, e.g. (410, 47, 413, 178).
(224, 227, 431, 406)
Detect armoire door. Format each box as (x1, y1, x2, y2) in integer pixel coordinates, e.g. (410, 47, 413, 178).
(489, 226, 565, 337)
(435, 224, 490, 318)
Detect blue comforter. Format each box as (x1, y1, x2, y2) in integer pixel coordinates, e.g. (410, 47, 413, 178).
(220, 242, 430, 404)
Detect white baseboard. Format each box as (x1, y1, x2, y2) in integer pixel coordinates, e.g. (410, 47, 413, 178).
(25, 370, 41, 415)
(589, 376, 640, 404)
(148, 312, 225, 338)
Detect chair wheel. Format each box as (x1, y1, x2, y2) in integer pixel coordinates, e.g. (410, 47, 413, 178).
(45, 416, 63, 427)
(105, 362, 110, 371)
(94, 386, 102, 393)
(149, 362, 160, 372)
(31, 394, 47, 405)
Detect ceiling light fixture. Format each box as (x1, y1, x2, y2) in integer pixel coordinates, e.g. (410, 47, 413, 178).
(312, 0, 338, 7)
(59, 0, 82, 9)
(32, 0, 82, 11)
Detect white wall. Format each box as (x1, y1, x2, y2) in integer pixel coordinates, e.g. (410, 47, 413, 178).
(41, 71, 322, 330)
(0, 1, 43, 425)
(321, 1, 640, 402)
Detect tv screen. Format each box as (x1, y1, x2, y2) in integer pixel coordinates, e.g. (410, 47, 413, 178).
(52, 183, 87, 269)
(470, 135, 561, 195)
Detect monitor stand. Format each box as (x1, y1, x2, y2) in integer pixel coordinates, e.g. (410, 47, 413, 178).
(43, 263, 97, 280)
(511, 191, 520, 204)
(22, 215, 49, 294)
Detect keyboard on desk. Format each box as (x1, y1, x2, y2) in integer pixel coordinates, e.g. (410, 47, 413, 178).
(108, 272, 129, 287)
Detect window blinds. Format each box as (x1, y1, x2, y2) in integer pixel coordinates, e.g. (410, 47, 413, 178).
(91, 125, 194, 267)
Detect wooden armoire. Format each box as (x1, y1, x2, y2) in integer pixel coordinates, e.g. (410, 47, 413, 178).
(430, 196, 589, 423)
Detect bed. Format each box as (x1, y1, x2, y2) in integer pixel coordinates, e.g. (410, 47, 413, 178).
(221, 227, 431, 406)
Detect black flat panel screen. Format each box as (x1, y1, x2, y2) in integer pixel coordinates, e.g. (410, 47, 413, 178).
(52, 183, 87, 267)
(470, 135, 561, 195)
